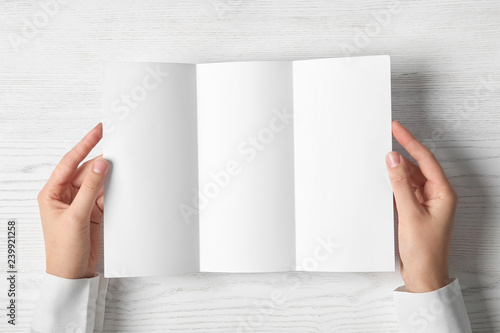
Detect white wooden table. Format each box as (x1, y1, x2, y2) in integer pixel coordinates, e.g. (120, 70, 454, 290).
(0, 0, 499, 331)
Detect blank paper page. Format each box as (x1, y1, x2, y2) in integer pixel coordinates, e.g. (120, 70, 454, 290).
(197, 61, 296, 272)
(293, 56, 394, 272)
(103, 62, 199, 277)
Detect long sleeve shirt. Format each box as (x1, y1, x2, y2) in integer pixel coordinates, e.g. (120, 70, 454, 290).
(31, 273, 472, 333)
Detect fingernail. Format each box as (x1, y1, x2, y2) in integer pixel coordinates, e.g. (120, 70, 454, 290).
(93, 159, 108, 174)
(387, 152, 400, 168)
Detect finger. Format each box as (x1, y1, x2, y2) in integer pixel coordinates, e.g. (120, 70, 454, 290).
(96, 195, 104, 212)
(48, 123, 103, 187)
(392, 121, 449, 185)
(89, 222, 101, 272)
(68, 158, 109, 220)
(90, 202, 104, 224)
(386, 151, 424, 216)
(71, 154, 103, 188)
(401, 157, 427, 204)
(401, 156, 427, 189)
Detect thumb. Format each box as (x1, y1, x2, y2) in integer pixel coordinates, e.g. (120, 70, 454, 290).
(70, 158, 109, 220)
(386, 152, 422, 216)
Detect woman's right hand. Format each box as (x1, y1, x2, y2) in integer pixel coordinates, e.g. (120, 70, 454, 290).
(385, 120, 458, 293)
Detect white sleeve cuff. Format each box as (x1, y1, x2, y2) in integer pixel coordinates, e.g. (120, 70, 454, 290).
(31, 272, 109, 333)
(393, 278, 472, 333)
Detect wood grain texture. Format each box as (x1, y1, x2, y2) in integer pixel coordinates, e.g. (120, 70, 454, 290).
(0, 0, 499, 331)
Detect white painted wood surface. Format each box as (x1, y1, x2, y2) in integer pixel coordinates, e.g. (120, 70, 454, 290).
(0, 0, 499, 331)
